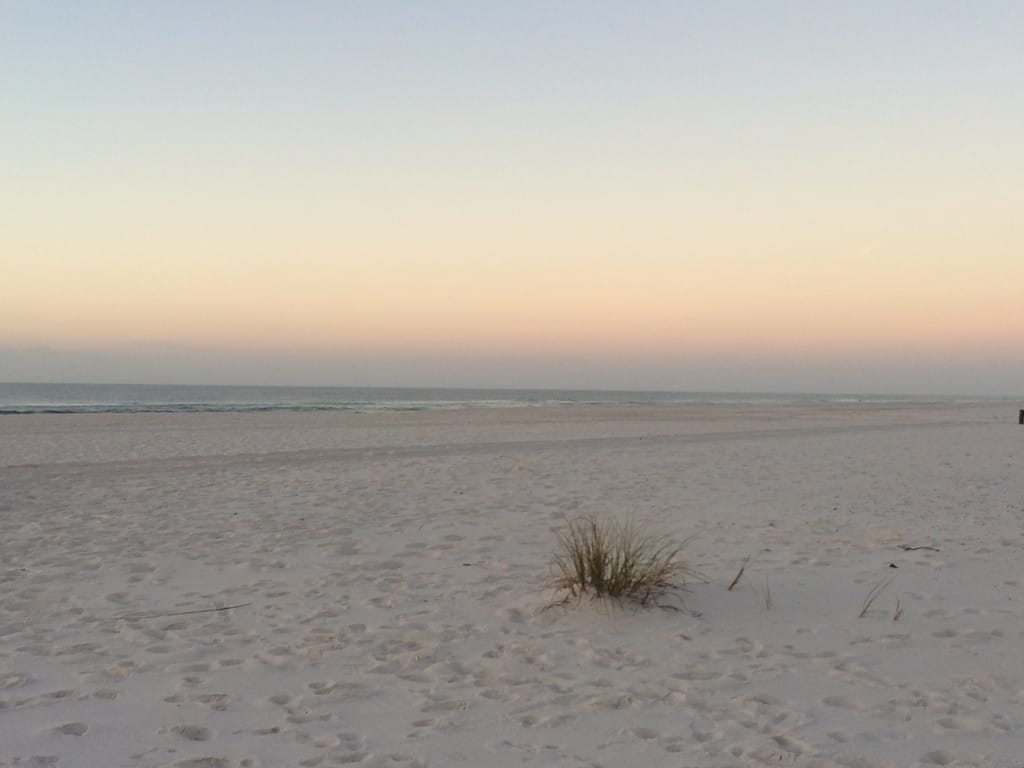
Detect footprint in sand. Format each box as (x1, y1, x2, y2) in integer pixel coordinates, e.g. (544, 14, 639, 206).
(691, 726, 722, 744)
(0, 673, 33, 689)
(171, 724, 213, 741)
(335, 751, 368, 764)
(164, 692, 233, 711)
(672, 669, 721, 681)
(195, 693, 232, 711)
(934, 716, 990, 735)
(772, 732, 814, 755)
(54, 722, 88, 735)
(822, 695, 869, 711)
(617, 726, 658, 741)
(921, 749, 986, 766)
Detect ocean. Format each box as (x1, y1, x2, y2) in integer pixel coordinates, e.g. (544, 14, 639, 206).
(0, 382, 1005, 415)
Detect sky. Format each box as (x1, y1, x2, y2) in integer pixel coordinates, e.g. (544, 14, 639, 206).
(3, 1, 1022, 394)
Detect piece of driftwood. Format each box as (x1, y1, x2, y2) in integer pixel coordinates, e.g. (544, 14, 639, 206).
(899, 545, 940, 552)
(91, 602, 253, 621)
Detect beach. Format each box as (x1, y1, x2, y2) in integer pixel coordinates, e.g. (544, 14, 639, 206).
(1, 403, 1023, 767)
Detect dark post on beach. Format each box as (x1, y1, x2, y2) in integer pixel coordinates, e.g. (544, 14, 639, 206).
(1019, 409, 1024, 425)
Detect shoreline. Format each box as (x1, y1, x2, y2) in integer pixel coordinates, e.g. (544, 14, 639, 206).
(0, 400, 1011, 458)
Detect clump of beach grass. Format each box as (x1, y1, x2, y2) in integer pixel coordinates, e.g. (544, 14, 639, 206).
(550, 517, 697, 606)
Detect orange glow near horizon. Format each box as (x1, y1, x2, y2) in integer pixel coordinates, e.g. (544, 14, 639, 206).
(6, 233, 1021, 358)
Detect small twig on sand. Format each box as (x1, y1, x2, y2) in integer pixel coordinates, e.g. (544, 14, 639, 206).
(899, 545, 940, 552)
(893, 599, 904, 621)
(91, 602, 253, 622)
(728, 556, 750, 591)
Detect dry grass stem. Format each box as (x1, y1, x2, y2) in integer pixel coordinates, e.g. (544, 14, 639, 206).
(551, 517, 698, 606)
(727, 556, 750, 591)
(859, 578, 893, 618)
(893, 599, 904, 621)
(763, 577, 772, 610)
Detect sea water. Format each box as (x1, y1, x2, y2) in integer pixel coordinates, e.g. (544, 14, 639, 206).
(0, 381, 1004, 415)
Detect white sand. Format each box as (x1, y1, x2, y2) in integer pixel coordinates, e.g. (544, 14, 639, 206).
(1, 403, 1023, 767)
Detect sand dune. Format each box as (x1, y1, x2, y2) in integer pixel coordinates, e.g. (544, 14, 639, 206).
(1, 404, 1022, 767)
